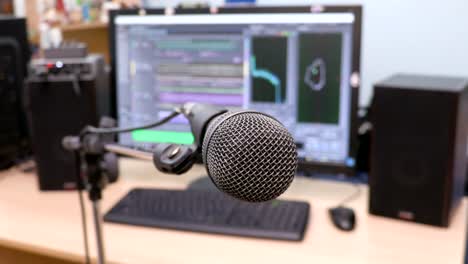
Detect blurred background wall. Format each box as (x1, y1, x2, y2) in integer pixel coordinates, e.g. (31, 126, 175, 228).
(14, 0, 468, 106)
(143, 0, 468, 106)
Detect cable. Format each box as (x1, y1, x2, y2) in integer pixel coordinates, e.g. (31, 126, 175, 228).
(81, 109, 181, 135)
(337, 182, 362, 207)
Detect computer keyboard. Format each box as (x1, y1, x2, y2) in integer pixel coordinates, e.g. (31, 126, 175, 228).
(104, 188, 310, 241)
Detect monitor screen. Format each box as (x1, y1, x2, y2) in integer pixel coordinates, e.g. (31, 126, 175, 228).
(114, 10, 358, 169)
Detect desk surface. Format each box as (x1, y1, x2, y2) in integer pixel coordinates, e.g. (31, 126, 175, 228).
(0, 158, 466, 264)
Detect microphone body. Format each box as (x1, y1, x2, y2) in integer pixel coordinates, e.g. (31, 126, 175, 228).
(182, 102, 227, 147)
(184, 104, 298, 202)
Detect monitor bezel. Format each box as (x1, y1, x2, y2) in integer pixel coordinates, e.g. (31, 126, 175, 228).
(109, 5, 362, 175)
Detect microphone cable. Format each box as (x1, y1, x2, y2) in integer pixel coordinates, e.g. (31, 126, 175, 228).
(81, 109, 182, 135)
(337, 182, 362, 207)
(335, 175, 367, 207)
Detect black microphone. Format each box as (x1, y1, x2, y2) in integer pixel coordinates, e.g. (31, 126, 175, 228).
(183, 103, 298, 203)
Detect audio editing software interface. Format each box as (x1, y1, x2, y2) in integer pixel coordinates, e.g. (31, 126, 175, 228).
(115, 13, 356, 166)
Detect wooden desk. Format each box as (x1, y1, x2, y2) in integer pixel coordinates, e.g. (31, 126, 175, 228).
(0, 158, 466, 264)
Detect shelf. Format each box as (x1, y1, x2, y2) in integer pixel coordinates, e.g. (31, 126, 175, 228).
(60, 22, 107, 32)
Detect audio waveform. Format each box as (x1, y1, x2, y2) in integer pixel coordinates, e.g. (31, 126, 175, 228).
(157, 39, 239, 51)
(158, 86, 242, 94)
(157, 63, 243, 77)
(156, 75, 243, 88)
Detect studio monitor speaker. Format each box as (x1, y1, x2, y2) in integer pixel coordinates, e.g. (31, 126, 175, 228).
(25, 55, 109, 190)
(0, 39, 23, 165)
(370, 74, 468, 227)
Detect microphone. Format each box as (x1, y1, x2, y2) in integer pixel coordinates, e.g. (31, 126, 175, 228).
(183, 103, 298, 203)
(64, 103, 298, 203)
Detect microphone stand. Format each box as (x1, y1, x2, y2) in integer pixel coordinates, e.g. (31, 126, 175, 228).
(63, 118, 197, 264)
(88, 144, 156, 264)
(64, 125, 119, 264)
(62, 104, 224, 264)
(84, 153, 107, 264)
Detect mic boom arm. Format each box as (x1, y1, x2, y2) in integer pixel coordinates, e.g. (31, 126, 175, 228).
(104, 144, 153, 161)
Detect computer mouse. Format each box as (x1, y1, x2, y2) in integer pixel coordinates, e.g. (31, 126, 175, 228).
(329, 206, 356, 231)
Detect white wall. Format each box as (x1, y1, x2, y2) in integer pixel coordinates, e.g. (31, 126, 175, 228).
(311, 0, 468, 106)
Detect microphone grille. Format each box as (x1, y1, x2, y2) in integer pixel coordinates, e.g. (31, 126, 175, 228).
(202, 111, 298, 202)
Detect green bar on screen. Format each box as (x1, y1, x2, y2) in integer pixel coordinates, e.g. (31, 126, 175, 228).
(132, 130, 194, 145)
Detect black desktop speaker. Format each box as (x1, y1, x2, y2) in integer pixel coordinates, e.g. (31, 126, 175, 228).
(25, 55, 109, 190)
(0, 39, 23, 168)
(0, 18, 31, 169)
(370, 74, 468, 227)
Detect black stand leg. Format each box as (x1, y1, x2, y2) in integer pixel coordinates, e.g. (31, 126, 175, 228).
(85, 154, 106, 264)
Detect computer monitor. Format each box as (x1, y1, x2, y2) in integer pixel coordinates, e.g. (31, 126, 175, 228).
(110, 6, 362, 174)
